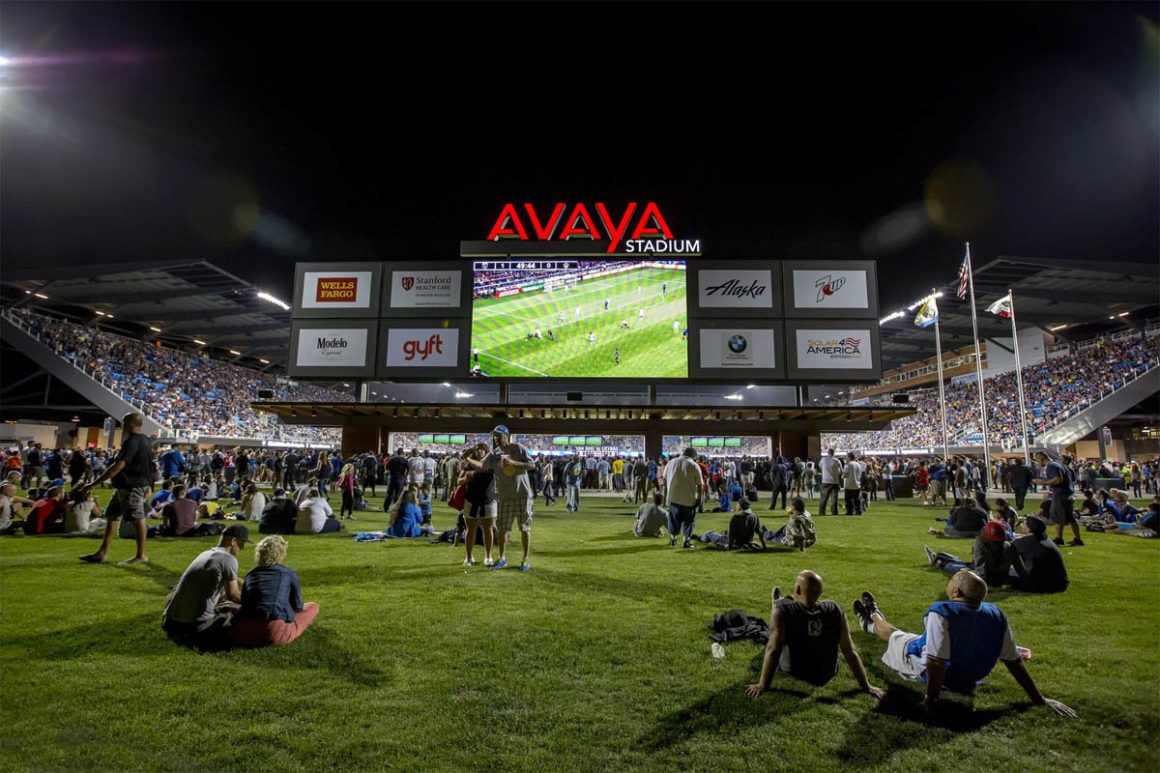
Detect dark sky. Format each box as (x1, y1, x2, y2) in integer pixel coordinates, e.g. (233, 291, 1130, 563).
(2, 1, 1157, 311)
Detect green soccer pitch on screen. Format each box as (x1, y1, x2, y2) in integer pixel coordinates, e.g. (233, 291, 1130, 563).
(469, 260, 688, 378)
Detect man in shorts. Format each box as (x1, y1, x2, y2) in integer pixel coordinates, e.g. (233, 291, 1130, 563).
(466, 425, 535, 571)
(79, 412, 154, 564)
(851, 569, 1076, 717)
(746, 570, 885, 701)
(1033, 451, 1083, 547)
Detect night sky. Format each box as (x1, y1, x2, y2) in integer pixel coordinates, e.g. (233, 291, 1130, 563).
(2, 1, 1157, 313)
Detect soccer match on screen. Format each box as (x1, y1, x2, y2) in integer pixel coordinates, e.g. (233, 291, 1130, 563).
(469, 260, 688, 378)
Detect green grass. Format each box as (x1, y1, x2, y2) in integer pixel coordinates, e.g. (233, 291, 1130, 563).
(471, 266, 687, 378)
(1, 492, 1157, 772)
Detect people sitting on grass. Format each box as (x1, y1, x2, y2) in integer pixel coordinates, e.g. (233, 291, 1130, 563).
(993, 498, 1019, 529)
(240, 483, 267, 523)
(160, 484, 200, 537)
(633, 492, 668, 538)
(928, 494, 989, 539)
(767, 497, 817, 552)
(24, 486, 67, 534)
(150, 480, 176, 515)
(924, 520, 1014, 588)
(851, 570, 1076, 717)
(746, 570, 885, 702)
(162, 524, 252, 649)
(1096, 496, 1159, 538)
(386, 488, 429, 539)
(259, 489, 298, 535)
(296, 488, 343, 534)
(231, 535, 319, 648)
(1007, 516, 1070, 592)
(1095, 489, 1144, 523)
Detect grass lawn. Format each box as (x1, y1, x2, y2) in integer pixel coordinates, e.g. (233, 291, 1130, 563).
(1, 491, 1157, 772)
(470, 266, 687, 378)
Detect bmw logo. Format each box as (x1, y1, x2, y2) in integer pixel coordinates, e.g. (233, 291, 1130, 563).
(728, 334, 747, 353)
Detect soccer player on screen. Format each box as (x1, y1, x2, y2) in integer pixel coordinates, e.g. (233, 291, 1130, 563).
(588, 332, 595, 346)
(604, 298, 609, 311)
(673, 320, 680, 335)
(638, 307, 644, 320)
(614, 349, 620, 366)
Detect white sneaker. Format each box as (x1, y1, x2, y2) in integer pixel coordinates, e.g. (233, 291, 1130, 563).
(483, 557, 494, 567)
(463, 558, 475, 567)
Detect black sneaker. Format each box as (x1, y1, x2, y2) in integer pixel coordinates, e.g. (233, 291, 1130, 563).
(924, 545, 937, 566)
(852, 599, 875, 634)
(1068, 538, 1085, 547)
(860, 591, 881, 620)
(1052, 537, 1065, 546)
(772, 586, 783, 602)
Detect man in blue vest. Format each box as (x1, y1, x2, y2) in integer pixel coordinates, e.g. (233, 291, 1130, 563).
(851, 569, 1075, 717)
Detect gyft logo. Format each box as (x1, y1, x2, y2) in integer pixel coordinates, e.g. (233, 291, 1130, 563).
(401, 276, 415, 292)
(705, 279, 767, 299)
(315, 277, 358, 303)
(815, 274, 847, 303)
(402, 334, 444, 362)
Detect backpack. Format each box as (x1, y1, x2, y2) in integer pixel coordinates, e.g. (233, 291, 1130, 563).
(192, 521, 225, 537)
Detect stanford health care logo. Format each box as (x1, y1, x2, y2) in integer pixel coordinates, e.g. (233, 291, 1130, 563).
(400, 276, 415, 292)
(815, 274, 847, 303)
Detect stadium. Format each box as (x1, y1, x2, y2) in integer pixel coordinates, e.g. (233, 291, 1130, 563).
(1, 4, 1158, 773)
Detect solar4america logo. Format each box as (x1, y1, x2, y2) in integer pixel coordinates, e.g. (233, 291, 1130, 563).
(805, 337, 862, 357)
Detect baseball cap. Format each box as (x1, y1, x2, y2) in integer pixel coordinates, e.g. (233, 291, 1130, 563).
(492, 425, 510, 435)
(273, 487, 286, 497)
(1024, 515, 1047, 537)
(982, 520, 1008, 542)
(222, 524, 254, 544)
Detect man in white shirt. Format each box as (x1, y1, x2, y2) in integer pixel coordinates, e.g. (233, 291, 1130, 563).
(296, 490, 342, 534)
(407, 450, 426, 486)
(818, 449, 843, 516)
(843, 452, 864, 515)
(664, 448, 704, 549)
(883, 459, 897, 501)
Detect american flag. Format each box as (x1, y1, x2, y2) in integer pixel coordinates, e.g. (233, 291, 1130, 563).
(956, 254, 970, 299)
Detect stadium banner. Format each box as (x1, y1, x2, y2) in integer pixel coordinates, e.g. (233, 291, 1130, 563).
(382, 262, 470, 317)
(686, 260, 783, 317)
(293, 262, 383, 318)
(785, 320, 882, 381)
(688, 319, 785, 379)
(378, 319, 471, 378)
(287, 320, 377, 378)
(781, 260, 879, 319)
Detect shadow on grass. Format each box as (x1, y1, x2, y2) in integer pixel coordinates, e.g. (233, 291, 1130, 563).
(532, 568, 745, 611)
(112, 560, 182, 593)
(542, 543, 668, 559)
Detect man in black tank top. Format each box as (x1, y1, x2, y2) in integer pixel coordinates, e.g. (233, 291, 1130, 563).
(747, 571, 885, 700)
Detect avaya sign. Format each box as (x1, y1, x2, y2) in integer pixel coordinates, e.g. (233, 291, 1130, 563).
(486, 202, 700, 255)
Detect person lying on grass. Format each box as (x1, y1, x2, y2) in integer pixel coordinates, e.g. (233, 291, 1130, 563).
(852, 569, 1076, 717)
(746, 570, 885, 701)
(231, 535, 319, 648)
(162, 524, 252, 649)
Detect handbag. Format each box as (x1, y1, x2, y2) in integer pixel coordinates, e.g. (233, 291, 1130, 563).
(448, 484, 467, 511)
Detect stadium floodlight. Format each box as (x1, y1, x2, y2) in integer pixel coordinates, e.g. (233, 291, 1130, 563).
(259, 358, 269, 364)
(256, 291, 291, 311)
(1117, 311, 1130, 317)
(193, 339, 207, 345)
(442, 382, 451, 387)
(149, 326, 162, 332)
(723, 393, 743, 401)
(33, 292, 48, 299)
(1048, 324, 1068, 332)
(455, 391, 474, 398)
(228, 349, 242, 356)
(0, 55, 11, 67)
(746, 384, 756, 389)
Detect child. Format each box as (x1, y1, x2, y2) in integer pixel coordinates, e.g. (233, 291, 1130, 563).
(418, 484, 433, 525)
(767, 497, 817, 552)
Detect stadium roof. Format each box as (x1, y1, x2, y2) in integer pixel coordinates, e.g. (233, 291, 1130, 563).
(878, 255, 1159, 371)
(0, 260, 292, 371)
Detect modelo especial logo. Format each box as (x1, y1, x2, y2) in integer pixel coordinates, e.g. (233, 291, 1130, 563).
(316, 277, 358, 302)
(805, 337, 862, 357)
(728, 334, 748, 353)
(705, 279, 768, 299)
(316, 336, 349, 361)
(402, 334, 445, 361)
(814, 274, 846, 303)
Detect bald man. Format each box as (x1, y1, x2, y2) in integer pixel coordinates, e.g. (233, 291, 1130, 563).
(746, 571, 885, 700)
(852, 570, 1075, 716)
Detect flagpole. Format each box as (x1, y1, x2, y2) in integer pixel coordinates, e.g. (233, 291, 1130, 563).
(964, 242, 992, 490)
(1008, 289, 1032, 465)
(931, 290, 950, 462)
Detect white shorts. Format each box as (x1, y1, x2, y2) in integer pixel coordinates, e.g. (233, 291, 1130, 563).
(881, 630, 925, 681)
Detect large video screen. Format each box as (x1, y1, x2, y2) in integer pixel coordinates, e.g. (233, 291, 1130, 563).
(470, 260, 687, 378)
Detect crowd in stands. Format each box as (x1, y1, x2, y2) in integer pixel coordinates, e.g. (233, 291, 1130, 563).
(7, 308, 348, 442)
(472, 261, 638, 297)
(823, 333, 1160, 451)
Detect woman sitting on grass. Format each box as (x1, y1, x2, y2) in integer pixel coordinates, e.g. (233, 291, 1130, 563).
(65, 487, 106, 535)
(386, 488, 432, 539)
(239, 483, 267, 523)
(232, 535, 319, 647)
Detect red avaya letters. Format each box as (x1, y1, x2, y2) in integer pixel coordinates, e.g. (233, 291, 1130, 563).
(524, 202, 565, 240)
(629, 202, 673, 240)
(486, 202, 674, 252)
(485, 203, 528, 240)
(557, 203, 601, 241)
(595, 202, 637, 254)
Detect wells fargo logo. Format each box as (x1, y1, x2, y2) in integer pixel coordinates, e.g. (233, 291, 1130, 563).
(316, 277, 358, 302)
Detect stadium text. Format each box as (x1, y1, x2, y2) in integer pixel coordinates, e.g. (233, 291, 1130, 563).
(486, 202, 685, 254)
(402, 334, 445, 361)
(623, 239, 701, 254)
(703, 278, 767, 298)
(315, 278, 358, 302)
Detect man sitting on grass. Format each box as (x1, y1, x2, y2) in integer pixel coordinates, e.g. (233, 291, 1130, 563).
(851, 569, 1076, 717)
(162, 524, 252, 649)
(746, 570, 885, 701)
(160, 484, 200, 537)
(928, 494, 989, 539)
(633, 492, 668, 538)
(924, 520, 1015, 588)
(726, 499, 766, 550)
(1007, 515, 1069, 593)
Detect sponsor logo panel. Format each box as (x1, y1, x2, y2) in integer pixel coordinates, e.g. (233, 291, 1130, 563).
(385, 328, 460, 367)
(699, 328, 777, 369)
(301, 271, 374, 309)
(697, 269, 773, 309)
(794, 328, 874, 369)
(791, 270, 868, 309)
(295, 328, 369, 368)
(390, 270, 462, 308)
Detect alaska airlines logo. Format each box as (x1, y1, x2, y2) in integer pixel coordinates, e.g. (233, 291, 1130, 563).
(815, 274, 847, 303)
(704, 279, 767, 299)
